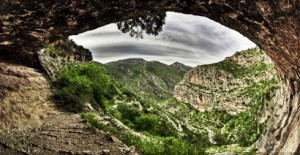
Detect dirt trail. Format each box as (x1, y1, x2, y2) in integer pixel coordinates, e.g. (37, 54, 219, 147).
(0, 111, 132, 154)
(0, 62, 134, 155)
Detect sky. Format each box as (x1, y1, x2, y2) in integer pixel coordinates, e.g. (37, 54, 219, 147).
(69, 12, 256, 67)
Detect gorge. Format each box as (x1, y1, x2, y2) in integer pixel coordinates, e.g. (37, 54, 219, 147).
(1, 0, 300, 154)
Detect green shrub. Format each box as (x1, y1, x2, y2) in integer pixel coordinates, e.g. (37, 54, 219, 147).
(54, 63, 112, 112)
(183, 127, 210, 147)
(134, 114, 158, 133)
(117, 103, 141, 123)
(154, 121, 179, 137)
(213, 130, 227, 145)
(81, 112, 104, 129)
(162, 137, 200, 155)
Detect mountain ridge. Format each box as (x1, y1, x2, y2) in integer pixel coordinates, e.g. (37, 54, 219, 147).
(105, 58, 191, 101)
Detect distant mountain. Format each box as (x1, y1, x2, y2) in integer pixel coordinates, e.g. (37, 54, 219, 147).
(170, 62, 192, 72)
(105, 58, 190, 101)
(106, 58, 147, 68)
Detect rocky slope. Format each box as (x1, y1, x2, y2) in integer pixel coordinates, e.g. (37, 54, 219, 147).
(174, 48, 279, 115)
(106, 58, 191, 101)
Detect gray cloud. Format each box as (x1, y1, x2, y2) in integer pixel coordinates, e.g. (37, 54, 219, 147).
(69, 12, 256, 67)
(91, 43, 194, 57)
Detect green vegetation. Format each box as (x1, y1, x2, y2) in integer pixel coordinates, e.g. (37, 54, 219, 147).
(51, 46, 278, 155)
(212, 59, 269, 78)
(81, 112, 206, 155)
(114, 102, 179, 137)
(159, 48, 278, 153)
(187, 77, 276, 147)
(81, 112, 106, 129)
(202, 48, 271, 78)
(106, 59, 190, 101)
(53, 61, 204, 154)
(47, 45, 65, 58)
(135, 114, 158, 132)
(53, 62, 112, 112)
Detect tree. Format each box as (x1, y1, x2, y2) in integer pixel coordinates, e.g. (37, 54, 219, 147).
(117, 12, 166, 39)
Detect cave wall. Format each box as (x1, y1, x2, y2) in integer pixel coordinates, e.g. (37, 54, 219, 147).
(1, 0, 300, 154)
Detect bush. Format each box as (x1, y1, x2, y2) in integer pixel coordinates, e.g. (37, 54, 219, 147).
(81, 112, 104, 129)
(134, 114, 158, 133)
(162, 137, 190, 155)
(117, 103, 141, 123)
(54, 63, 112, 112)
(213, 130, 227, 145)
(154, 121, 179, 137)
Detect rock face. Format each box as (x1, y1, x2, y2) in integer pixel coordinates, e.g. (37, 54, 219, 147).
(1, 0, 300, 154)
(174, 48, 278, 115)
(0, 62, 55, 131)
(38, 39, 92, 80)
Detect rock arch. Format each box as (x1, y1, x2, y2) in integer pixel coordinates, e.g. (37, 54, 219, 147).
(1, 0, 300, 154)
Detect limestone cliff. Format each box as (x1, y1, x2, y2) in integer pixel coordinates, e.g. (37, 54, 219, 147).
(38, 39, 92, 80)
(174, 48, 279, 115)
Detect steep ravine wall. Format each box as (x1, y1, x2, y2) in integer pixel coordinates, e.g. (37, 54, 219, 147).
(174, 48, 279, 115)
(258, 79, 300, 154)
(1, 1, 300, 154)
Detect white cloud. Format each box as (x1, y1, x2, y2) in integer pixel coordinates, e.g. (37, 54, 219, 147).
(69, 12, 256, 67)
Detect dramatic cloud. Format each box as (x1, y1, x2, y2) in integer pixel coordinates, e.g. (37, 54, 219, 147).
(69, 12, 256, 67)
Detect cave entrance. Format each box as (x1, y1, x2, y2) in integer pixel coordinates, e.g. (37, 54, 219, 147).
(69, 12, 256, 67)
(48, 12, 279, 154)
(1, 1, 299, 154)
